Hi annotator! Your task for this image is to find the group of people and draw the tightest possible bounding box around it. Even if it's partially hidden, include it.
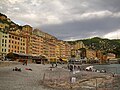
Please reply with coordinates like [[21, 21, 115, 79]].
[[68, 65, 82, 72], [68, 64, 107, 73], [13, 67, 21, 72]]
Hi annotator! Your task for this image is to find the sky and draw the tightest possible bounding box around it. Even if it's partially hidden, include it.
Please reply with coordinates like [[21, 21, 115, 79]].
[[0, 0, 120, 41]]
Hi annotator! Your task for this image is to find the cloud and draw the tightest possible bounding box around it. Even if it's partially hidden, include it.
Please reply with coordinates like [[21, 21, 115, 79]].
[[41, 16, 120, 40], [0, 0, 120, 40], [103, 29, 120, 39]]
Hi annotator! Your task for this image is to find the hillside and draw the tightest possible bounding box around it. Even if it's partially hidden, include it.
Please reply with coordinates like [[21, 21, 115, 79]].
[[0, 13, 22, 32], [68, 37, 120, 57]]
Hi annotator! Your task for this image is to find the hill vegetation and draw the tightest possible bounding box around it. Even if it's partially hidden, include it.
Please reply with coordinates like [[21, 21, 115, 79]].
[[68, 37, 120, 58]]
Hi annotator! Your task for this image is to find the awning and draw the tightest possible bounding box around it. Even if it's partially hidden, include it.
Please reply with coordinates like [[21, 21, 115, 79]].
[[61, 59, 68, 62], [32, 55, 47, 60]]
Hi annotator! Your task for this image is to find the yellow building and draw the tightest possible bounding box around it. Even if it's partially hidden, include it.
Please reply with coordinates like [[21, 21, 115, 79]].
[[33, 29, 45, 37], [70, 43, 76, 57], [70, 41, 86, 58], [0, 23, 6, 29], [75, 41, 85, 50], [0, 23, 9, 30], [0, 13, 7, 20], [86, 49, 97, 59], [0, 31, 9, 59]]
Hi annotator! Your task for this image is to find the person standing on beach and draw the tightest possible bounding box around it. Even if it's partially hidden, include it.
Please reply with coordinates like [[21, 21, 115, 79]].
[[26, 60, 28, 65], [23, 60, 27, 66]]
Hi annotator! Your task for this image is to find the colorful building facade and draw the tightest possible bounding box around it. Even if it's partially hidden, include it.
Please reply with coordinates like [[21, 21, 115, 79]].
[[0, 31, 9, 59]]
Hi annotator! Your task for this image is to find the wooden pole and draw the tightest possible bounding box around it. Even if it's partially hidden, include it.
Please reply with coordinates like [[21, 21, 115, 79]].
[[96, 78, 97, 90]]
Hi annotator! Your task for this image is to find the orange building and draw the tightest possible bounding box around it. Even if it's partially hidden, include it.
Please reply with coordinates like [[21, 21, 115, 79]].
[[56, 40, 71, 62], [107, 53, 116, 59], [22, 25, 33, 54], [43, 33, 57, 62], [8, 30, 26, 54], [86, 49, 97, 60], [64, 42, 71, 59], [31, 34, 44, 56]]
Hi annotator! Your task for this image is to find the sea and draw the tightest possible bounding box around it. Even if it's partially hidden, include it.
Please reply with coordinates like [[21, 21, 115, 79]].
[[93, 64, 120, 74]]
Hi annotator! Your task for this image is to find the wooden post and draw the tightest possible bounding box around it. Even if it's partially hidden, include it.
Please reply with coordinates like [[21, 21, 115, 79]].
[[43, 73, 45, 84], [96, 78, 97, 90]]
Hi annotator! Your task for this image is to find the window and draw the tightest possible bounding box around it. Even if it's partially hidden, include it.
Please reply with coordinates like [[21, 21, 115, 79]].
[[15, 37, 17, 39], [5, 36, 7, 38], [9, 35, 11, 38], [5, 44, 6, 47], [12, 41, 14, 43], [12, 36, 14, 39], [9, 40, 10, 43], [5, 40, 7, 43], [5, 49, 6, 52], [15, 46, 16, 49], [2, 44, 4, 46], [2, 49, 3, 52], [2, 39, 4, 43], [23, 47, 25, 50]]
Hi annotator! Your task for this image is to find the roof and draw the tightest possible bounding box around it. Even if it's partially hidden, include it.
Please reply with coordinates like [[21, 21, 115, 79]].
[[12, 52, 31, 57]]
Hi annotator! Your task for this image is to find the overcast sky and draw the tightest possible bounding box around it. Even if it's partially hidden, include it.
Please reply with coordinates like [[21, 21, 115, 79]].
[[1, 0, 120, 41]]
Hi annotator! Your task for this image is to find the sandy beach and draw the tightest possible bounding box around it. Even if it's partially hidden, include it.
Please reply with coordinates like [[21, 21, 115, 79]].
[[0, 62, 115, 90], [0, 62, 55, 90]]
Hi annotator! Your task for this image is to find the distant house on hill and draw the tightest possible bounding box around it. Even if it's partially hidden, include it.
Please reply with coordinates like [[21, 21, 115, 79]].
[[107, 53, 116, 59]]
